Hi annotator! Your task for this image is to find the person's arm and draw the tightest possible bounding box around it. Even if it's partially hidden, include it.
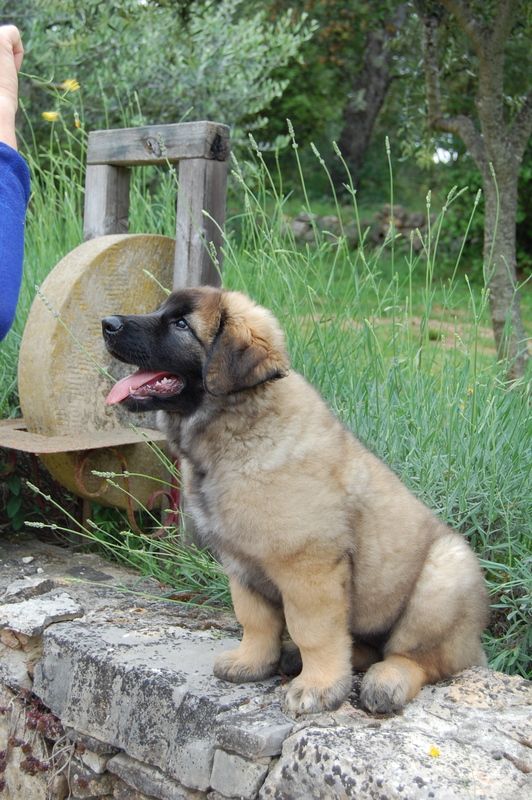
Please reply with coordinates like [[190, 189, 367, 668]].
[[0, 24, 30, 341]]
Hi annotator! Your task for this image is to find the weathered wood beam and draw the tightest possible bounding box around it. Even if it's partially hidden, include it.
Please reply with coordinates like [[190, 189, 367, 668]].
[[87, 121, 230, 166]]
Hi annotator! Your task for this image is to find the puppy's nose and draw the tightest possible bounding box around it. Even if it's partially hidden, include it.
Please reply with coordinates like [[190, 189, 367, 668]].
[[102, 316, 124, 335]]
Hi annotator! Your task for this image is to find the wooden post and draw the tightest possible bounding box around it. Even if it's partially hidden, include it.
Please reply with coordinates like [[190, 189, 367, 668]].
[[175, 159, 227, 287], [84, 121, 230, 287], [84, 165, 130, 239]]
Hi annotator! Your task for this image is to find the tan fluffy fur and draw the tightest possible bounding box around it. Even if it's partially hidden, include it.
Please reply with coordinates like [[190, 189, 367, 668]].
[[158, 288, 489, 714]]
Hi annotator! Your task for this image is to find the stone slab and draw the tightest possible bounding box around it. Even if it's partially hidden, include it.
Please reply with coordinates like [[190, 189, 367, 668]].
[[216, 707, 294, 758], [108, 752, 204, 800], [33, 619, 280, 792], [66, 728, 121, 756], [80, 748, 112, 775], [260, 668, 532, 800], [2, 537, 531, 800], [0, 684, 69, 800], [69, 761, 115, 798], [0, 641, 38, 690], [210, 750, 270, 799], [0, 591, 84, 636], [113, 782, 158, 800], [0, 536, 238, 633], [2, 575, 58, 601]]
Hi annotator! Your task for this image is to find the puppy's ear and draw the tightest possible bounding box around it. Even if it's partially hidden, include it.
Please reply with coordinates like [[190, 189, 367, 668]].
[[203, 307, 289, 396]]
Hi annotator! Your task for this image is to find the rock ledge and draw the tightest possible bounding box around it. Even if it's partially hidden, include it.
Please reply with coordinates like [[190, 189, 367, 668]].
[[1, 536, 530, 800]]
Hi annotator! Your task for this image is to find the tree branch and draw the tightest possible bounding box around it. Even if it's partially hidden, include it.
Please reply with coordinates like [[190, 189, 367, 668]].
[[440, 116, 488, 168], [420, 11, 487, 169], [439, 0, 488, 56], [442, 0, 515, 135]]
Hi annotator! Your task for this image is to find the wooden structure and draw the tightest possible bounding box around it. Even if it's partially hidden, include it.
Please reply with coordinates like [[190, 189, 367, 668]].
[[0, 121, 230, 517], [84, 120, 229, 285]]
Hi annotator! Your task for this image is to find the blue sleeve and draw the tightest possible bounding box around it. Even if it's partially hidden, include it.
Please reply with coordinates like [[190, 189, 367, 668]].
[[0, 142, 30, 340]]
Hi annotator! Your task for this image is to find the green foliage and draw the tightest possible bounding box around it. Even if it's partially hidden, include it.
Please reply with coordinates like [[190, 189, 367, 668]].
[[430, 154, 485, 278], [400, 2, 531, 170], [263, 0, 417, 194], [516, 143, 532, 275], [77, 504, 231, 607], [263, 0, 367, 148], [419, 144, 532, 280], [4, 474, 24, 531], [2, 0, 315, 150], [4, 0, 529, 212]]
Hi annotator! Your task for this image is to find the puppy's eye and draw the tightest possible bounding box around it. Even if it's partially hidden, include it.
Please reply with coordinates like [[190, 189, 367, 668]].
[[173, 318, 188, 330]]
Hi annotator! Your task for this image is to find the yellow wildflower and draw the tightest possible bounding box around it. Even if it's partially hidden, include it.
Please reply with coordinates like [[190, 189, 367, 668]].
[[42, 111, 59, 122], [73, 111, 81, 129], [60, 78, 80, 92], [428, 745, 441, 758]]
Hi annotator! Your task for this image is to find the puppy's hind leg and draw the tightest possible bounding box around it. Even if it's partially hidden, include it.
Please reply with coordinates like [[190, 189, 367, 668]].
[[359, 653, 433, 714], [360, 532, 488, 714], [214, 578, 284, 683]]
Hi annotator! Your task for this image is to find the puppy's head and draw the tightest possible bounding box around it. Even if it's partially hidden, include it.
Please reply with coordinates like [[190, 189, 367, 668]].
[[102, 287, 289, 414]]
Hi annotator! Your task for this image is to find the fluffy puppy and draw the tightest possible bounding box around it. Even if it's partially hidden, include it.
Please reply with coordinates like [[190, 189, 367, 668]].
[[102, 286, 488, 714]]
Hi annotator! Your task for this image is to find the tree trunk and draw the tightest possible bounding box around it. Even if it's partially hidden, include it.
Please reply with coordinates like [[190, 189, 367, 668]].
[[334, 28, 394, 189], [482, 167, 529, 378], [417, 1, 530, 378], [334, 5, 407, 190]]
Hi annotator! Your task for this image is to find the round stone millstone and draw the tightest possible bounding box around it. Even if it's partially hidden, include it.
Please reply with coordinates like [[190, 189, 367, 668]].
[[18, 234, 176, 510]]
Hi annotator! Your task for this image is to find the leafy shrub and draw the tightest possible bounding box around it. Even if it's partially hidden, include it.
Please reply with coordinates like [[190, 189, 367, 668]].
[[2, 0, 315, 151]]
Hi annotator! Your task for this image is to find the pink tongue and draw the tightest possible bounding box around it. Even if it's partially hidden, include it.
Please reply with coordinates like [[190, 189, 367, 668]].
[[105, 370, 173, 405]]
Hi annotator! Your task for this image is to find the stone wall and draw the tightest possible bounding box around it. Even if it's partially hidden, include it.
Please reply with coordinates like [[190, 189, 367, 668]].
[[285, 205, 429, 250], [1, 536, 530, 800]]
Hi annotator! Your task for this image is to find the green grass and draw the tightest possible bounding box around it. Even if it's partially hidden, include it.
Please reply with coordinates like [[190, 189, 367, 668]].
[[1, 122, 530, 677]]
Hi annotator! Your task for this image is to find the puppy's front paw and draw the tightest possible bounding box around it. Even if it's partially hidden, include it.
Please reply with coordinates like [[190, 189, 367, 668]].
[[283, 673, 352, 715], [213, 648, 278, 684], [359, 661, 410, 714]]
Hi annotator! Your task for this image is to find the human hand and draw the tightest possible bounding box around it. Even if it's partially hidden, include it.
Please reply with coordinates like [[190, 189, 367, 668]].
[[0, 25, 24, 149]]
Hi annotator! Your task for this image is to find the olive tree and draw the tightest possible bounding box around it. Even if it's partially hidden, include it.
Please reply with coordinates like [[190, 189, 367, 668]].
[[417, 0, 530, 377], [2, 0, 315, 149], [334, 2, 409, 189]]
